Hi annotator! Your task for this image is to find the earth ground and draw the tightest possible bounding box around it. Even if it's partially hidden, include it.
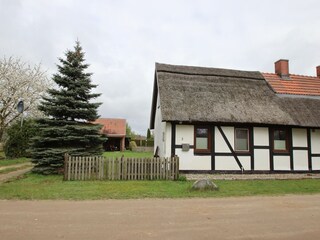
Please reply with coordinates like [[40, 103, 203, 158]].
[[0, 194, 319, 240]]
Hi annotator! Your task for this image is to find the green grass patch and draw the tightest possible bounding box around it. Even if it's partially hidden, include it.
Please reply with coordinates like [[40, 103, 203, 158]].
[[0, 173, 320, 200], [103, 151, 153, 158], [0, 158, 30, 167]]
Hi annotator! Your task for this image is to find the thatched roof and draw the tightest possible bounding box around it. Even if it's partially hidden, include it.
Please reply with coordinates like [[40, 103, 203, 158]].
[[150, 63, 320, 128]]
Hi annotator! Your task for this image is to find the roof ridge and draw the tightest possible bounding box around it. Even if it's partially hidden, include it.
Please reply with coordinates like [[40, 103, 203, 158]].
[[156, 63, 264, 80], [157, 69, 264, 80]]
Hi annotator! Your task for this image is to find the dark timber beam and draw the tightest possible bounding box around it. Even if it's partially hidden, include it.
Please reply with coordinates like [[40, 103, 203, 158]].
[[171, 123, 176, 157], [211, 126, 215, 171]]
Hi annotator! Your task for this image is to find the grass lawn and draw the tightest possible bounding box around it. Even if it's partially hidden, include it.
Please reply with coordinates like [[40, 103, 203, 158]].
[[0, 173, 320, 200], [103, 151, 153, 158], [0, 157, 30, 167]]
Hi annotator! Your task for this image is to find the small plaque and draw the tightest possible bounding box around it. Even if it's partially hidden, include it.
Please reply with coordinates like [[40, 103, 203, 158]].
[[182, 144, 190, 151]]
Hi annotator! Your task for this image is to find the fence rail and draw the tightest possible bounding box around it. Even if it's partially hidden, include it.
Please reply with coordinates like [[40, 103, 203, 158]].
[[64, 155, 179, 181]]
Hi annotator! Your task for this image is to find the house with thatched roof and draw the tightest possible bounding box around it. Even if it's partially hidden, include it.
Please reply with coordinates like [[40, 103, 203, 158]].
[[150, 60, 320, 173]]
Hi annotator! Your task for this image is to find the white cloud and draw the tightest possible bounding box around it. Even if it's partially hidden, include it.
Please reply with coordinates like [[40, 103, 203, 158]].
[[1, 0, 320, 134]]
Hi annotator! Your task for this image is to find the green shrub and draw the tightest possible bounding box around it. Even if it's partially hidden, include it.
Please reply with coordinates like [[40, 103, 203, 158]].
[[177, 175, 187, 181], [129, 141, 137, 151], [4, 119, 37, 158]]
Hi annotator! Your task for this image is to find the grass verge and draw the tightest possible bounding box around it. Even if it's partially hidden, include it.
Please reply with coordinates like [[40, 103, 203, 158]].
[[0, 158, 30, 167], [0, 173, 320, 200]]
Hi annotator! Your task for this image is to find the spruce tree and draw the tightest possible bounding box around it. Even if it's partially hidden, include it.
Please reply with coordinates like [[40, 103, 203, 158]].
[[147, 128, 151, 139], [31, 41, 104, 174]]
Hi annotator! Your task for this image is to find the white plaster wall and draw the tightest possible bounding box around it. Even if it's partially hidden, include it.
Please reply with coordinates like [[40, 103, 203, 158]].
[[273, 156, 291, 170], [292, 128, 307, 147], [215, 156, 248, 170], [176, 149, 211, 170], [293, 150, 308, 170], [164, 123, 172, 158], [312, 157, 320, 170], [153, 93, 172, 158], [175, 125, 194, 145], [239, 156, 251, 170], [253, 127, 269, 146], [153, 93, 165, 157], [254, 149, 270, 170], [215, 156, 238, 170], [215, 126, 233, 153], [311, 129, 320, 154]]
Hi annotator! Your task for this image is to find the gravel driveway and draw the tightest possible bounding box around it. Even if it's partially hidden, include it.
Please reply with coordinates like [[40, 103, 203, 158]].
[[0, 194, 319, 240]]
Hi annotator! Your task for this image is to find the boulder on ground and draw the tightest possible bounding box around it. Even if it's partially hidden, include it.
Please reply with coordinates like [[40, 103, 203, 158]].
[[192, 179, 218, 191]]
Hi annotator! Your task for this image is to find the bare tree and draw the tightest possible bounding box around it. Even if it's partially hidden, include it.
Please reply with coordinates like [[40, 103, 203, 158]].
[[0, 56, 49, 142]]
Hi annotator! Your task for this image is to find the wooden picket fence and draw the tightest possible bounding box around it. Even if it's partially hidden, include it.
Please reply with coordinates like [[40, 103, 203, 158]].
[[64, 154, 179, 181]]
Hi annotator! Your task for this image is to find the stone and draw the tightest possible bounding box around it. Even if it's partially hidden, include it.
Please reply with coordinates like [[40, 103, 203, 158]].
[[191, 179, 218, 191]]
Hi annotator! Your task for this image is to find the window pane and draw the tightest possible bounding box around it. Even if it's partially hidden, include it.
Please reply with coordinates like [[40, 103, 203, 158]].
[[279, 130, 286, 140], [273, 129, 287, 151], [196, 137, 208, 149], [274, 140, 286, 150], [274, 130, 286, 140], [237, 139, 248, 151], [235, 128, 249, 151], [274, 130, 280, 140], [196, 128, 208, 137], [236, 129, 247, 139]]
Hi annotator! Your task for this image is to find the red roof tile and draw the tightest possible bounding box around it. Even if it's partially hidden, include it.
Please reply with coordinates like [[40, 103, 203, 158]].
[[262, 72, 320, 96], [92, 118, 126, 136]]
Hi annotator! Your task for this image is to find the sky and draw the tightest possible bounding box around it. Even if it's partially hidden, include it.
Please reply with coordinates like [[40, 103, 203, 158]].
[[1, 0, 320, 135]]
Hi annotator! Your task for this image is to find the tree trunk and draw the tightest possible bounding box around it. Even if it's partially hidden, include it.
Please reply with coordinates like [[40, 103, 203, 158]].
[[0, 128, 4, 148]]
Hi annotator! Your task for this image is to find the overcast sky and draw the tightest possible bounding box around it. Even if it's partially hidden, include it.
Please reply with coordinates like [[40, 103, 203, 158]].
[[1, 0, 320, 135]]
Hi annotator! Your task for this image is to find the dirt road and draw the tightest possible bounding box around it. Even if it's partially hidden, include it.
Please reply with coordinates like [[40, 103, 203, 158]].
[[0, 195, 319, 240], [0, 166, 33, 183]]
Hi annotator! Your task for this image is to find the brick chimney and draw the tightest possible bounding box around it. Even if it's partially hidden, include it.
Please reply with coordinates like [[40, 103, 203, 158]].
[[317, 66, 320, 78], [275, 59, 290, 80]]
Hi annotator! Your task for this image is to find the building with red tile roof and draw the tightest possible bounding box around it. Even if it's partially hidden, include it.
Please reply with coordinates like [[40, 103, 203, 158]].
[[262, 59, 320, 96], [93, 118, 126, 151]]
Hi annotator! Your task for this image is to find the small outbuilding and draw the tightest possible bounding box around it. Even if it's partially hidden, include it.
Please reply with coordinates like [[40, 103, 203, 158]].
[[93, 118, 126, 151], [150, 60, 320, 173]]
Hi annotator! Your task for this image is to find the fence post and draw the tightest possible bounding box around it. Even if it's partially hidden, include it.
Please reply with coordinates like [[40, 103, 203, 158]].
[[175, 156, 179, 180], [88, 156, 92, 180], [121, 156, 125, 180], [63, 153, 69, 180]]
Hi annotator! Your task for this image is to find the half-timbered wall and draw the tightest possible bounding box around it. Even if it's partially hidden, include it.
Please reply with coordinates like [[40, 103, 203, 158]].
[[292, 128, 308, 170], [175, 125, 211, 170], [253, 127, 270, 170], [311, 129, 320, 170], [157, 123, 320, 172]]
